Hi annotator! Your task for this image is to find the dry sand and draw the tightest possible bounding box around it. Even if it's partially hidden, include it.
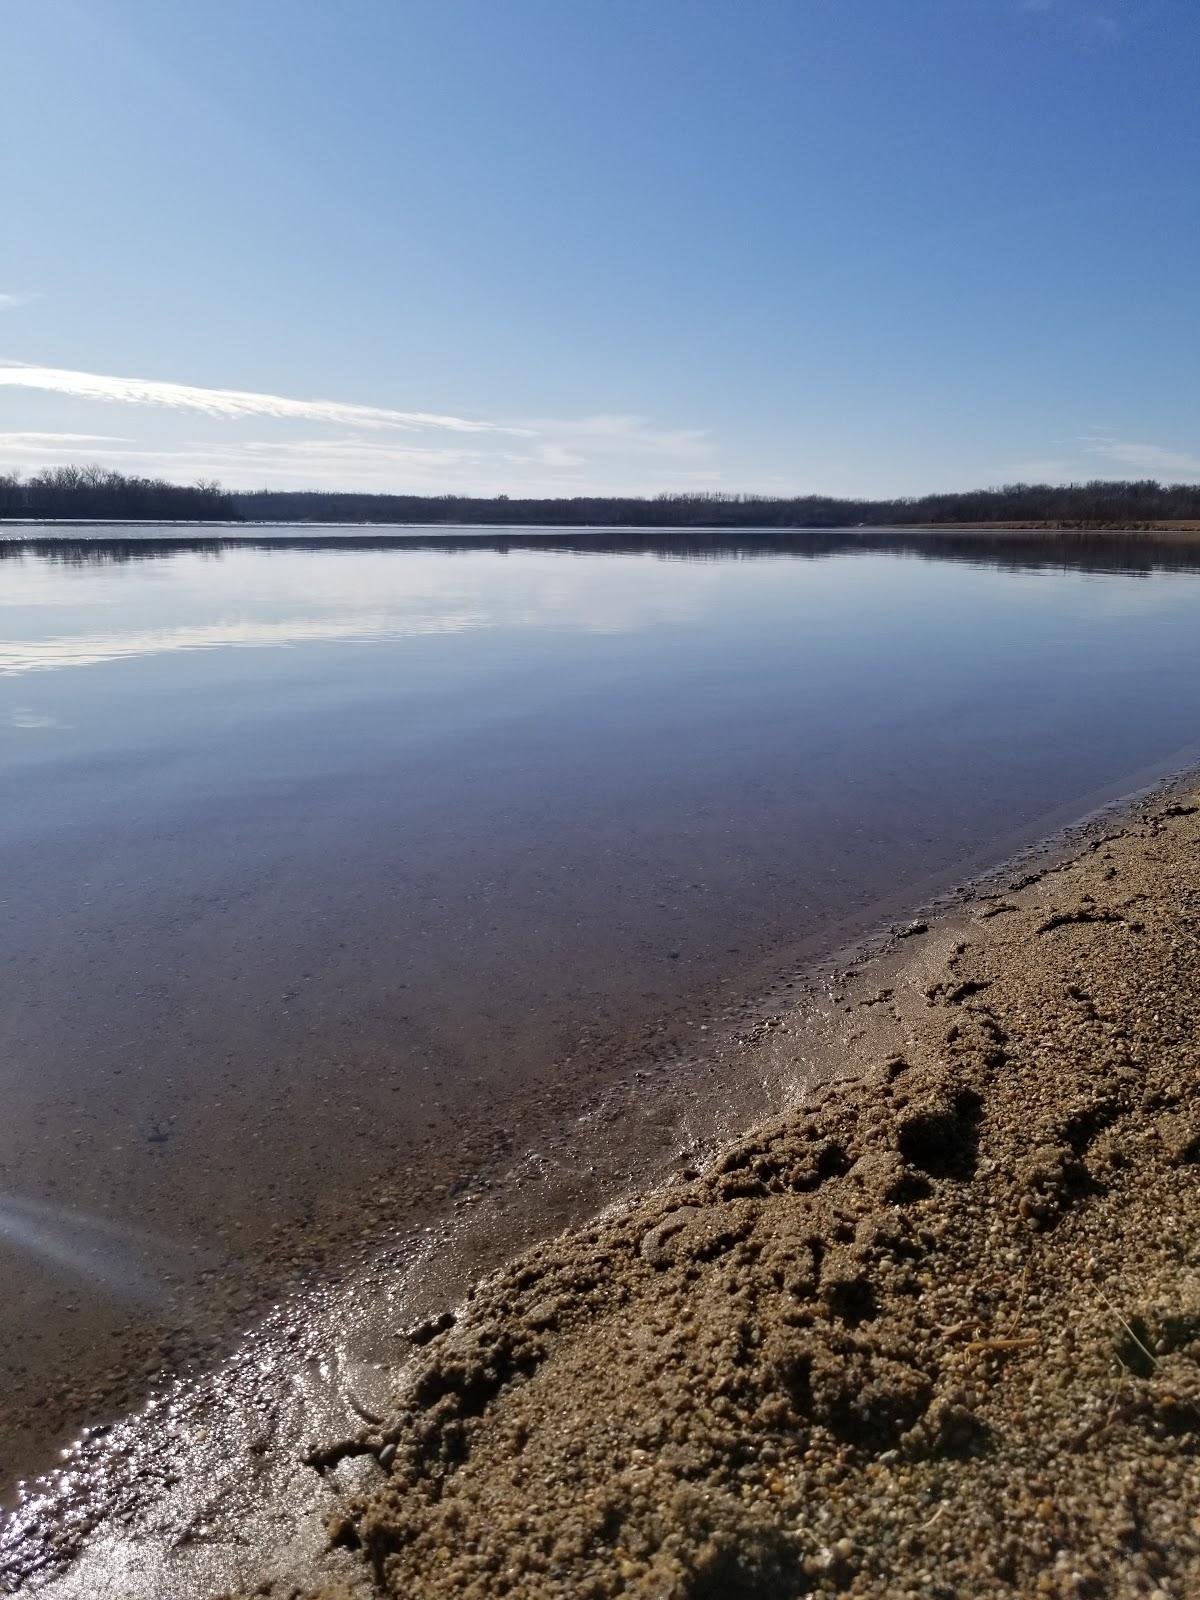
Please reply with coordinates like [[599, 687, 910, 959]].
[[276, 791, 1200, 1600]]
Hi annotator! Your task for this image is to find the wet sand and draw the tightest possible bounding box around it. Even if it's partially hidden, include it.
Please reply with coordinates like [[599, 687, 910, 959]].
[[5, 778, 1199, 1597]]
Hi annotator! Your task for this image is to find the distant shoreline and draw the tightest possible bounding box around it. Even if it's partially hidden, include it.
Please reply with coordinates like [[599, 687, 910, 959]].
[[5, 518, 1200, 535], [5, 464, 1200, 532]]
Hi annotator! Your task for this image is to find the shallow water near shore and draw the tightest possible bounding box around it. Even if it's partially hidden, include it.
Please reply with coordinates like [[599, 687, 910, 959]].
[[3, 526, 1200, 1518]]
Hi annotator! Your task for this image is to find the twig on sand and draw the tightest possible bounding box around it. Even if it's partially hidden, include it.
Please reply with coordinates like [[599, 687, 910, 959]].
[[1097, 1284, 1160, 1373], [965, 1334, 1040, 1354], [1001, 1256, 1036, 1339]]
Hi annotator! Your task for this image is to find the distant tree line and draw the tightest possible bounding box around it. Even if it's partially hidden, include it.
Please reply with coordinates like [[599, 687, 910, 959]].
[[3, 466, 1200, 528], [0, 465, 236, 521], [232, 480, 1200, 527]]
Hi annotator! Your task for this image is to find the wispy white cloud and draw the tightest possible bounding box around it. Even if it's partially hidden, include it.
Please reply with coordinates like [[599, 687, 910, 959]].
[[989, 437, 1200, 487], [526, 413, 710, 460], [0, 360, 533, 436], [1081, 436, 1200, 478], [0, 432, 718, 496], [990, 458, 1077, 482], [0, 292, 43, 311], [1089, 11, 1121, 40], [0, 361, 715, 494], [0, 430, 129, 455], [1019, 0, 1122, 40]]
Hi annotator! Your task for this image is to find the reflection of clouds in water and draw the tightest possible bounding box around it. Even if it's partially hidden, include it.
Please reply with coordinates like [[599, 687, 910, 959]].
[[7, 706, 65, 727], [0, 550, 716, 674], [146, 549, 717, 633], [0, 613, 488, 674]]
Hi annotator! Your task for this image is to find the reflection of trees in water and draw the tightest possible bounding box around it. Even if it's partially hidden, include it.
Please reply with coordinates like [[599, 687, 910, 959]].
[[0, 538, 237, 569], [5, 528, 1200, 576]]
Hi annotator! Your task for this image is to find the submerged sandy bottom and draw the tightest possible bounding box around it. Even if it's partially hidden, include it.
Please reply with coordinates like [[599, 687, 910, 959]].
[[6, 783, 1199, 1598]]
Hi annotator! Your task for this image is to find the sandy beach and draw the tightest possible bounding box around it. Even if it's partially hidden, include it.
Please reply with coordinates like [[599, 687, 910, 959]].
[[4, 777, 1199, 1599], [279, 786, 1200, 1600]]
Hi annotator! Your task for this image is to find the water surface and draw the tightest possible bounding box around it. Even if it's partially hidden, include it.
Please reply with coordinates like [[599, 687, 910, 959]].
[[3, 526, 1200, 1491]]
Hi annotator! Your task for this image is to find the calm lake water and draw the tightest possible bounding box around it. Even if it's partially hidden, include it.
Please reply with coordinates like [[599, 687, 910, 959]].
[[3, 525, 1200, 1491]]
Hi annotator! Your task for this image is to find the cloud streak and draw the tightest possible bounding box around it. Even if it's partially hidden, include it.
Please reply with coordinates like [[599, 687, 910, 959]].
[[0, 360, 714, 493], [1082, 437, 1200, 477], [526, 414, 710, 461], [991, 438, 1200, 486], [0, 360, 532, 436], [0, 292, 43, 311], [1019, 0, 1122, 41], [0, 430, 128, 452]]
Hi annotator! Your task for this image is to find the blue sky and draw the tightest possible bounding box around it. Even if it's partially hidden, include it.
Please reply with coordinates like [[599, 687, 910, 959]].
[[1, 0, 1197, 497]]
